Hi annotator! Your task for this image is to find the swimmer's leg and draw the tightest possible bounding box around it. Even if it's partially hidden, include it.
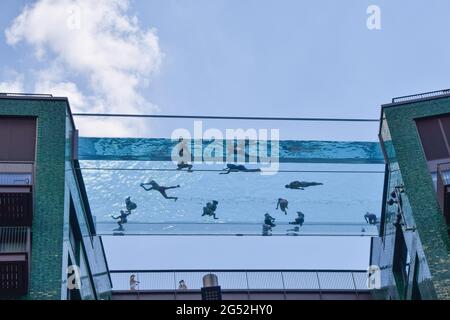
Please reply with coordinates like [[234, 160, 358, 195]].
[[165, 185, 180, 190], [160, 190, 178, 201]]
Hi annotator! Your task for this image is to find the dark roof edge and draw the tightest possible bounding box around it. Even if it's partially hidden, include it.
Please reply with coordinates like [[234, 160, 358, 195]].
[[0, 94, 77, 131], [381, 93, 450, 109]]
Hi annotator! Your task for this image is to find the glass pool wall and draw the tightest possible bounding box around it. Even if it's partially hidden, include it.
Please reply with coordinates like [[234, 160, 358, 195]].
[[74, 116, 384, 236]]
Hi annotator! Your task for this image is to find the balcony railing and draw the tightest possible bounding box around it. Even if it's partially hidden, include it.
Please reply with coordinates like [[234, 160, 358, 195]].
[[392, 89, 450, 104], [110, 269, 369, 292], [0, 192, 33, 226], [0, 227, 30, 296]]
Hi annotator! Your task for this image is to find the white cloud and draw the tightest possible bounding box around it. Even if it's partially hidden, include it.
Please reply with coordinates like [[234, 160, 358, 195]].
[[0, 75, 24, 93], [4, 0, 163, 136]]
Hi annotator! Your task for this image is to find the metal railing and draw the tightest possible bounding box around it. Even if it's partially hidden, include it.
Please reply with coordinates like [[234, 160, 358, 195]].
[[392, 89, 450, 104], [0, 93, 53, 98], [110, 270, 369, 292], [0, 192, 33, 226], [0, 227, 30, 253]]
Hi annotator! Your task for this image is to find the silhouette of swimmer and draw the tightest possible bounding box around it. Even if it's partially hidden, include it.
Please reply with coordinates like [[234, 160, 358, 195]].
[[220, 164, 261, 174], [177, 161, 193, 172], [264, 213, 276, 227], [287, 226, 300, 233], [125, 196, 137, 213], [176, 137, 193, 172], [177, 137, 189, 158], [285, 181, 323, 190], [289, 212, 305, 226], [262, 223, 273, 236], [276, 198, 289, 215], [364, 212, 378, 225], [111, 210, 131, 228], [202, 200, 219, 219], [140, 180, 180, 201]]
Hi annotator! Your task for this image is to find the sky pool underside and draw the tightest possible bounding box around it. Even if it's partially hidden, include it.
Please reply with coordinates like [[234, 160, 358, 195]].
[[80, 159, 384, 236]]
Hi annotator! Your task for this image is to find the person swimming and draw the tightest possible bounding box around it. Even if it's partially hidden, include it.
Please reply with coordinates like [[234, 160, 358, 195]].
[[140, 180, 180, 201], [202, 200, 219, 219], [262, 223, 273, 236], [285, 181, 323, 190], [289, 212, 305, 226], [177, 161, 193, 172], [364, 212, 378, 225], [111, 210, 131, 228], [220, 164, 262, 174], [176, 137, 193, 172], [125, 196, 137, 213], [264, 213, 276, 227], [276, 198, 289, 215]]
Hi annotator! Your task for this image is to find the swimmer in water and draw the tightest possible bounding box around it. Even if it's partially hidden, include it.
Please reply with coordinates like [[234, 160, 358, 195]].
[[176, 137, 193, 172], [177, 161, 193, 172], [289, 212, 305, 226], [264, 213, 276, 227], [285, 181, 323, 190], [111, 210, 131, 228], [220, 164, 261, 174], [364, 212, 378, 225], [276, 198, 289, 215], [125, 196, 137, 213], [140, 180, 180, 201], [202, 200, 219, 219]]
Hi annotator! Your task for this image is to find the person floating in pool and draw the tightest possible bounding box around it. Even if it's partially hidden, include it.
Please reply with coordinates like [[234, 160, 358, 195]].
[[125, 196, 137, 213], [177, 161, 193, 172], [289, 212, 305, 226], [202, 200, 219, 219], [364, 212, 378, 225], [176, 137, 193, 172], [140, 180, 180, 201], [262, 223, 273, 236], [264, 213, 276, 227], [219, 164, 261, 174], [285, 181, 323, 190], [111, 210, 131, 229], [276, 198, 289, 215]]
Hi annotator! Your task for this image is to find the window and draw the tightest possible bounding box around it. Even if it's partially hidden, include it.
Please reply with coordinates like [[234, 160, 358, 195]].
[[0, 117, 37, 162], [416, 114, 450, 161], [69, 198, 82, 264], [411, 254, 422, 300], [393, 226, 409, 299]]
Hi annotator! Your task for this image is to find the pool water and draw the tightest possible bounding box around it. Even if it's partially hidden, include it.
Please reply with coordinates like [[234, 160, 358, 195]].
[[80, 161, 384, 235]]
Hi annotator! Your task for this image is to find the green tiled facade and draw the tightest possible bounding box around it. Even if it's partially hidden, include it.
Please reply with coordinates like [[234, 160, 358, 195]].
[[372, 94, 450, 300], [0, 96, 112, 300]]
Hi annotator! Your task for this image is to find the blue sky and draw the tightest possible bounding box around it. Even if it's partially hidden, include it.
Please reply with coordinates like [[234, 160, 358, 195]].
[[2, 0, 450, 139], [2, 0, 450, 114], [1, 0, 449, 270]]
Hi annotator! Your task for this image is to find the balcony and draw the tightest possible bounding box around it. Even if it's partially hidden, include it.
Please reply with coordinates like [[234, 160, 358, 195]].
[[0, 191, 33, 226], [0, 227, 30, 297], [0, 163, 34, 227], [437, 162, 450, 227]]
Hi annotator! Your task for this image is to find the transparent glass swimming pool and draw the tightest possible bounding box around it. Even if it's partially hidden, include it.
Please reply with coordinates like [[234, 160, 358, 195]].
[[78, 138, 384, 236]]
